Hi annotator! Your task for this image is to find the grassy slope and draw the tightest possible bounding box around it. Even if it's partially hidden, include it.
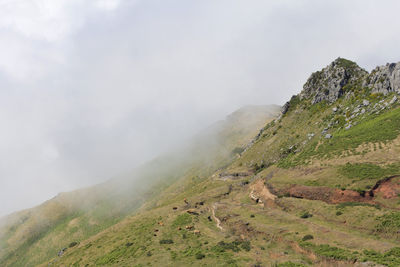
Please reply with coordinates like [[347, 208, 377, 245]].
[[51, 83, 400, 266], [0, 105, 280, 267]]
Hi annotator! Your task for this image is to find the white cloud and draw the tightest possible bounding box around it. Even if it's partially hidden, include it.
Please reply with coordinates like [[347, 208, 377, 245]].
[[0, 0, 130, 81], [0, 0, 125, 41]]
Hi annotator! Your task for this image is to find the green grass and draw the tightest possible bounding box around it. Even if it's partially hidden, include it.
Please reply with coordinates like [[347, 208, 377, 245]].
[[275, 262, 307, 267], [362, 247, 400, 267], [375, 212, 400, 236], [279, 107, 400, 168], [300, 242, 357, 261], [315, 107, 400, 156], [211, 240, 250, 253], [339, 163, 400, 180], [301, 242, 400, 266], [172, 213, 192, 227], [336, 202, 380, 210]]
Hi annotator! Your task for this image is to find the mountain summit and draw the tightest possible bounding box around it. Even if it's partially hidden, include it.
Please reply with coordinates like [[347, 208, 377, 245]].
[[300, 58, 368, 104], [299, 58, 400, 106]]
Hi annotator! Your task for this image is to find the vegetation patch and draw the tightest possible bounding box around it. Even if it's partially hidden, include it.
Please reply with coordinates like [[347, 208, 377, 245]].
[[300, 242, 357, 261], [301, 241, 400, 266], [212, 240, 251, 253], [275, 262, 307, 267], [375, 212, 400, 235], [299, 211, 312, 219], [172, 213, 192, 227], [336, 202, 380, 210], [69, 241, 79, 248], [339, 163, 400, 180], [302, 235, 314, 241], [159, 239, 174, 244], [362, 247, 400, 267], [195, 252, 205, 259], [279, 107, 400, 167]]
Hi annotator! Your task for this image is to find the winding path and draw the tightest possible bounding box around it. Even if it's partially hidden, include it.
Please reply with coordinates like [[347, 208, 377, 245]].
[[211, 203, 224, 231]]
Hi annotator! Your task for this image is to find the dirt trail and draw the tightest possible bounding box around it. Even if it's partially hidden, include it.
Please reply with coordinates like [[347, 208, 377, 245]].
[[211, 203, 224, 231]]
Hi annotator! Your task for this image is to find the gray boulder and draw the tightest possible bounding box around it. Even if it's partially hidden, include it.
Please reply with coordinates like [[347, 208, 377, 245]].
[[389, 95, 398, 105], [363, 62, 400, 95]]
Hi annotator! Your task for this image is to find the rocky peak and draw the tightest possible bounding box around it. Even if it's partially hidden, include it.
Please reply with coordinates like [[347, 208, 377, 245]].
[[300, 58, 368, 104], [363, 62, 400, 95]]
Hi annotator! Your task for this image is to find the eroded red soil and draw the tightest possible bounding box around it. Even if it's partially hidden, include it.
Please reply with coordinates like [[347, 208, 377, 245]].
[[278, 176, 400, 204]]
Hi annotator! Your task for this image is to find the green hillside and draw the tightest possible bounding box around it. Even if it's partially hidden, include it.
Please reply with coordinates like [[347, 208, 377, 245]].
[[3, 58, 400, 267], [0, 105, 279, 267]]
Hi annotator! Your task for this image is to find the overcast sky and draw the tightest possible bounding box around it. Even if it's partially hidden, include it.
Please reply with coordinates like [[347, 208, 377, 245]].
[[1, 0, 400, 216]]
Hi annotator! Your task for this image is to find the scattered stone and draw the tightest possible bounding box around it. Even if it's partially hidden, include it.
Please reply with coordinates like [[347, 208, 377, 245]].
[[325, 134, 332, 139], [345, 124, 352, 130], [332, 107, 338, 112], [360, 108, 366, 114], [389, 95, 398, 104], [187, 209, 199, 215], [58, 248, 67, 257]]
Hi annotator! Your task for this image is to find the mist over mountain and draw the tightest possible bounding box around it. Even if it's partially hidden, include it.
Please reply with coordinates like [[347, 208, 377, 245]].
[[1, 1, 400, 266], [1, 0, 400, 217]]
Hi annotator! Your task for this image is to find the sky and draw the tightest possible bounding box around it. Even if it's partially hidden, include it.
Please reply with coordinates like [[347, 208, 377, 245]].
[[1, 0, 400, 216]]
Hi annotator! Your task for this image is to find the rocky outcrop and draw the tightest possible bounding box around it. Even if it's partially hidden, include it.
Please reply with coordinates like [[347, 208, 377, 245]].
[[363, 62, 400, 95], [300, 58, 368, 104]]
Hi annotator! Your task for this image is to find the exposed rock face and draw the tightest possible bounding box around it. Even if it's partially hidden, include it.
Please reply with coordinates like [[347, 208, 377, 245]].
[[281, 95, 297, 115], [300, 58, 368, 104], [363, 62, 400, 95]]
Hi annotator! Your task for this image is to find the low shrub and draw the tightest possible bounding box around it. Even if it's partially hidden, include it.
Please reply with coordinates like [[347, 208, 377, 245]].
[[159, 239, 174, 244], [300, 211, 313, 219], [302, 235, 314, 241], [69, 241, 79, 248], [195, 252, 205, 259]]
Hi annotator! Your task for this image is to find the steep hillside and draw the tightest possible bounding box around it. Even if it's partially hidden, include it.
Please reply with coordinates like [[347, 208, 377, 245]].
[[45, 58, 400, 267], [0, 105, 280, 267]]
